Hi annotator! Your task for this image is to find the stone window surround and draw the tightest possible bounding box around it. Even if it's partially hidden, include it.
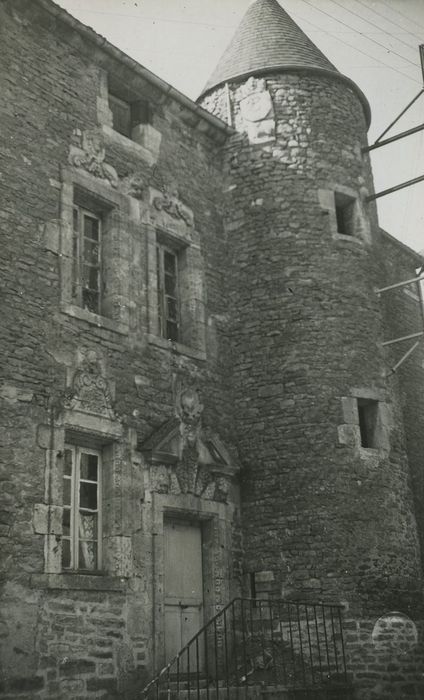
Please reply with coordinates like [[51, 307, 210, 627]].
[[59, 166, 136, 335], [33, 411, 140, 591], [337, 387, 391, 458], [150, 492, 237, 671], [97, 68, 162, 167], [318, 184, 371, 245], [145, 223, 207, 360]]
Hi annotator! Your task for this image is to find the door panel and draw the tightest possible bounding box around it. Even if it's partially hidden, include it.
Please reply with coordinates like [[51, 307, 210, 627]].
[[164, 520, 204, 668]]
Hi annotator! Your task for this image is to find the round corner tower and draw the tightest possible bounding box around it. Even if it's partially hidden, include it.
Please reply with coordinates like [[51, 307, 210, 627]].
[[198, 0, 423, 618]]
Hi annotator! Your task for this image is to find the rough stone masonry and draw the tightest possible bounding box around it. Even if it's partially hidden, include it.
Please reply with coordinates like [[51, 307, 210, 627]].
[[2, 0, 424, 698]]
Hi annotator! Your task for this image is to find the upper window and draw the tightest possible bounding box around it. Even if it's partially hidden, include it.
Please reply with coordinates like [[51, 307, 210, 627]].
[[108, 93, 132, 138], [108, 86, 150, 141], [335, 192, 355, 236], [156, 243, 180, 342], [62, 445, 102, 572], [72, 204, 102, 315]]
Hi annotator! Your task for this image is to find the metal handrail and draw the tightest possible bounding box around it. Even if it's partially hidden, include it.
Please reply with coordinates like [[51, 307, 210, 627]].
[[141, 597, 349, 699]]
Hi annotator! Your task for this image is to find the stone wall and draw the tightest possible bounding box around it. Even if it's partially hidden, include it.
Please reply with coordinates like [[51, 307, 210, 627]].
[[0, 1, 240, 697], [200, 72, 424, 698]]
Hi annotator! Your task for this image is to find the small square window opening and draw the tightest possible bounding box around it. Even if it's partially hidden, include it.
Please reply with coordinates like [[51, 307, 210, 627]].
[[108, 84, 150, 140], [357, 398, 379, 448], [108, 93, 132, 138], [62, 446, 102, 572]]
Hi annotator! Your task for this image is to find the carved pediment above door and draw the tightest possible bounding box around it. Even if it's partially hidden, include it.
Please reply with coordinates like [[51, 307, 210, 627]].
[[140, 419, 239, 501]]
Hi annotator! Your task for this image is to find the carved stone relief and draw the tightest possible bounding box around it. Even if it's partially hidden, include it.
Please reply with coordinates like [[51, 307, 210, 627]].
[[68, 129, 119, 188], [142, 380, 237, 503], [152, 186, 194, 226], [238, 77, 275, 144], [64, 349, 115, 419]]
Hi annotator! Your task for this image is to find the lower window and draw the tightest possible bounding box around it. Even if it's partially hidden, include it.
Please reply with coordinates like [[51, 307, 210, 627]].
[[62, 445, 102, 571]]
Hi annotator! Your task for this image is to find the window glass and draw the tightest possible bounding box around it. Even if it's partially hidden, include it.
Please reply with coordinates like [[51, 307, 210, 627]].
[[62, 446, 101, 571], [72, 204, 102, 315], [157, 244, 179, 342]]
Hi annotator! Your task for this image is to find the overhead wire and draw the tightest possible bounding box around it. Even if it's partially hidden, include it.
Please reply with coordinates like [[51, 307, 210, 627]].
[[354, 0, 424, 46], [298, 0, 419, 69], [331, 0, 420, 54], [379, 0, 424, 35], [293, 1, 421, 86]]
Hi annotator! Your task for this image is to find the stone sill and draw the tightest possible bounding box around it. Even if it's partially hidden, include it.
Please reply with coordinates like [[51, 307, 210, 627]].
[[101, 125, 156, 166], [333, 233, 364, 244], [147, 333, 206, 361], [61, 303, 128, 335], [31, 573, 127, 592], [359, 446, 382, 459]]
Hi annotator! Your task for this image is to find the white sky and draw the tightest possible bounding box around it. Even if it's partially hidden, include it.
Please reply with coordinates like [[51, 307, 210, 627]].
[[54, 0, 424, 252]]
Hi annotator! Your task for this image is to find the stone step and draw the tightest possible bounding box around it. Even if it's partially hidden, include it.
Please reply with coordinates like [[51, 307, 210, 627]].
[[153, 684, 354, 700]]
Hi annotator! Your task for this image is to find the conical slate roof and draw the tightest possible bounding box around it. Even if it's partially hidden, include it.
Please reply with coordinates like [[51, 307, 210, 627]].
[[199, 0, 339, 96]]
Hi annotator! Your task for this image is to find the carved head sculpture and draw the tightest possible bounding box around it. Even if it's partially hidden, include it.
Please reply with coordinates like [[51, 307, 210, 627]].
[[176, 384, 204, 447], [84, 349, 102, 375], [178, 386, 203, 425]]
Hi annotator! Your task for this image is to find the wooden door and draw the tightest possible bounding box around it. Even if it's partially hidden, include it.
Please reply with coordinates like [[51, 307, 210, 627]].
[[164, 520, 204, 668]]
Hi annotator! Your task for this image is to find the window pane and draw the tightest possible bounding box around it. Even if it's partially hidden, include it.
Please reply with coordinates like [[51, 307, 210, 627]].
[[63, 477, 71, 506], [79, 481, 98, 510], [164, 251, 176, 274], [166, 320, 179, 342], [167, 297, 178, 320], [73, 207, 79, 232], [82, 265, 100, 292], [64, 449, 73, 476], [83, 239, 100, 265], [164, 273, 176, 296], [83, 214, 100, 241], [79, 511, 98, 540], [62, 538, 71, 569], [62, 508, 71, 536], [80, 453, 98, 481], [82, 288, 100, 314], [78, 540, 97, 571]]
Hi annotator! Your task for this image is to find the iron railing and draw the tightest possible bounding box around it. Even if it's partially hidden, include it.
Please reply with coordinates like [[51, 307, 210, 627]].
[[142, 598, 349, 699]]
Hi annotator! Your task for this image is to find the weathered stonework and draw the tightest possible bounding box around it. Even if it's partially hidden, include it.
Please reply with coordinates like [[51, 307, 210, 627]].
[[1, 0, 424, 698]]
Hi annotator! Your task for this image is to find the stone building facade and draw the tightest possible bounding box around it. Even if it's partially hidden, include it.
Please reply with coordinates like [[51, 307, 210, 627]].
[[1, 0, 424, 698]]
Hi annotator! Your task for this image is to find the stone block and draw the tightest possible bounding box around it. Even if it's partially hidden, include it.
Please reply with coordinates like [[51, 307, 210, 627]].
[[341, 396, 358, 424], [33, 504, 62, 535], [59, 659, 96, 677]]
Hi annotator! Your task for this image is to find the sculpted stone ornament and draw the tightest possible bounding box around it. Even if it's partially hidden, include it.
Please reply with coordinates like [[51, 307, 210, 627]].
[[153, 187, 194, 226], [238, 77, 275, 144], [176, 383, 204, 450], [68, 129, 119, 188], [120, 173, 145, 200], [64, 349, 115, 418]]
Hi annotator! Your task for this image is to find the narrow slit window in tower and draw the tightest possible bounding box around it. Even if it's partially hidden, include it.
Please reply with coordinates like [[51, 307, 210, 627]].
[[357, 398, 379, 448], [335, 192, 355, 236]]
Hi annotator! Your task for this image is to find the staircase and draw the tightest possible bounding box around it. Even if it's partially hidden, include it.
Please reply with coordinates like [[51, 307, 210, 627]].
[[141, 599, 354, 700]]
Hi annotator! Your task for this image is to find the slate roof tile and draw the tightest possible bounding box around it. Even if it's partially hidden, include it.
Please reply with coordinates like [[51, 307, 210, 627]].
[[199, 0, 338, 97]]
